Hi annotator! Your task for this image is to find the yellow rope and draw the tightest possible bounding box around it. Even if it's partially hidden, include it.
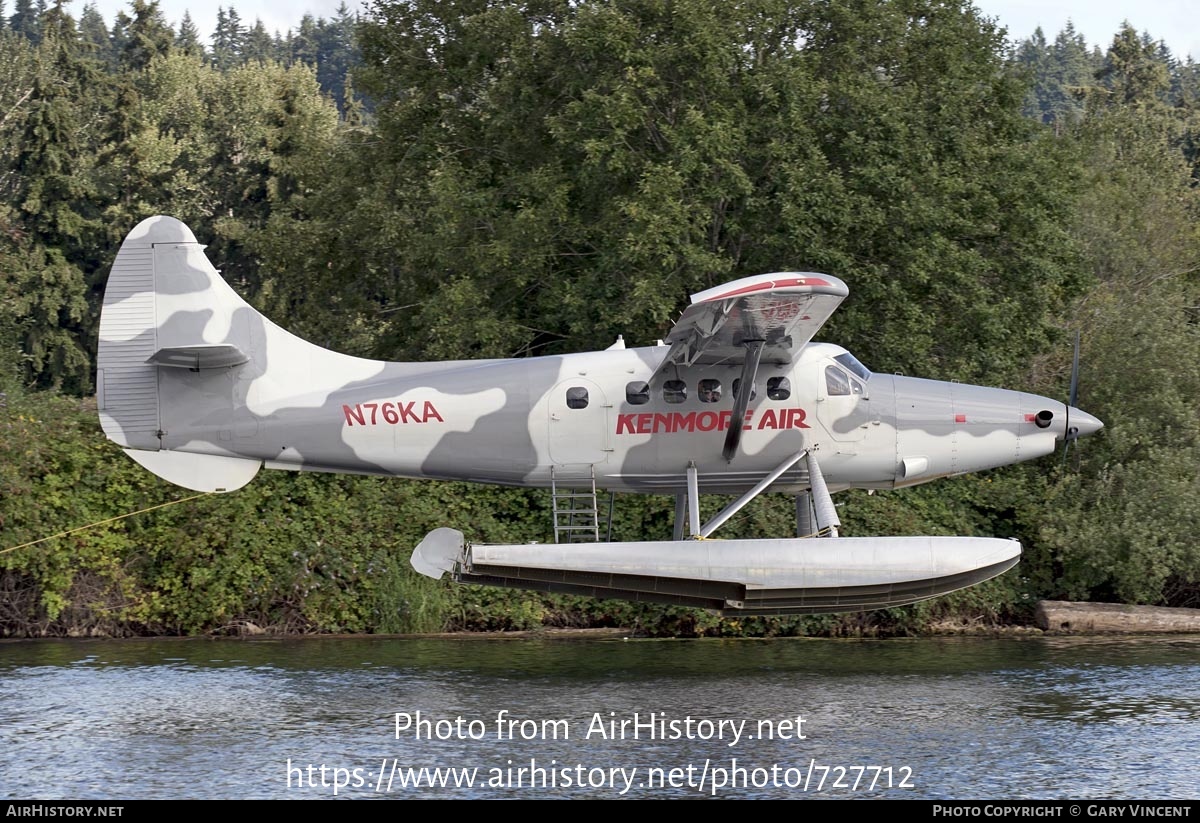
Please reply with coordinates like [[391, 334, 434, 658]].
[[0, 492, 213, 556]]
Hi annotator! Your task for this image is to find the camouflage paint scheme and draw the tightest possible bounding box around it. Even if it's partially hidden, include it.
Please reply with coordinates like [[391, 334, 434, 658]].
[[96, 216, 1104, 614], [99, 216, 1100, 496]]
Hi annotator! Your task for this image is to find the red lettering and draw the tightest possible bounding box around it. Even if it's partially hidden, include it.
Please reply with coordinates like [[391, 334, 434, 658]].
[[342, 404, 365, 426], [762, 303, 799, 323], [422, 401, 444, 423], [342, 399, 444, 426], [611, 407, 805, 435], [787, 408, 809, 429]]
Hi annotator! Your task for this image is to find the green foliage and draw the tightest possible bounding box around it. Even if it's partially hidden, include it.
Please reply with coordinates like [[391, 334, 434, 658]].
[[1038, 283, 1200, 606], [273, 0, 1076, 388], [119, 0, 172, 72], [1016, 22, 1200, 608], [4, 6, 1200, 635], [0, 391, 474, 635], [1014, 23, 1100, 127]]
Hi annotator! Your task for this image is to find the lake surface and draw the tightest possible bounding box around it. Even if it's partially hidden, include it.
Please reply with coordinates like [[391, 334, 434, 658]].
[[1, 634, 1198, 799]]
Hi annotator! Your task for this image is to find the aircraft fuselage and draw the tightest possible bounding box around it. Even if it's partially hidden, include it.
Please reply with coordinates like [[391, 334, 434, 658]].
[[152, 339, 1096, 495]]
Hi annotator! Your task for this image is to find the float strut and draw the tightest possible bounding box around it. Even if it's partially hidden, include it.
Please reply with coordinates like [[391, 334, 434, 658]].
[[806, 450, 840, 538], [796, 492, 814, 538], [686, 462, 701, 538], [698, 449, 808, 539]]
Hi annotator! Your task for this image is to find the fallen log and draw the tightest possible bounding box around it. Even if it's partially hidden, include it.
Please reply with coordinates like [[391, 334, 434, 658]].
[[1036, 600, 1200, 633]]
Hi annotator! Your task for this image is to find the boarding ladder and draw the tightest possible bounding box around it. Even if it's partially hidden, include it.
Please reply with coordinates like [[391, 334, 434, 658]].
[[550, 465, 614, 543]]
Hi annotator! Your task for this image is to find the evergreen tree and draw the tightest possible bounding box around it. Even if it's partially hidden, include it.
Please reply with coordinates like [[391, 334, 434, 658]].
[[289, 13, 317, 66], [315, 2, 359, 111], [120, 0, 172, 71], [1014, 23, 1096, 129], [0, 29, 36, 211], [242, 17, 272, 64], [9, 0, 39, 42], [78, 2, 113, 67], [12, 2, 105, 391], [342, 69, 362, 127], [1095, 23, 1170, 109], [36, 0, 68, 42], [108, 9, 129, 60], [174, 10, 201, 57], [211, 6, 243, 68]]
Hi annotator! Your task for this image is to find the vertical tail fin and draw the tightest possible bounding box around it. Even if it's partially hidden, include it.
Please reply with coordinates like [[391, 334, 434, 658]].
[[98, 215, 392, 492], [97, 216, 262, 491]]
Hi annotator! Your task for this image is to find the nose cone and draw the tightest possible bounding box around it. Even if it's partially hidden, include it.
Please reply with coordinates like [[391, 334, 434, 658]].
[[1065, 407, 1103, 440]]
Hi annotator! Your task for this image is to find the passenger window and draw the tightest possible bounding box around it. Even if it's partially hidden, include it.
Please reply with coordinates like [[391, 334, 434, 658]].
[[825, 366, 850, 396], [625, 381, 650, 405], [663, 380, 687, 404], [566, 387, 589, 409], [698, 379, 722, 403], [767, 376, 791, 401], [732, 378, 757, 401]]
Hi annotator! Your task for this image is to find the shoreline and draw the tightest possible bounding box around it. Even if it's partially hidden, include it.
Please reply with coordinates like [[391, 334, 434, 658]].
[[5, 600, 1200, 641]]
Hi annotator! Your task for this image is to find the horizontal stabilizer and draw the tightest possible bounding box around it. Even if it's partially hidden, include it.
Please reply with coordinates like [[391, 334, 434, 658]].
[[412, 533, 1021, 615], [123, 449, 262, 493], [147, 344, 249, 370]]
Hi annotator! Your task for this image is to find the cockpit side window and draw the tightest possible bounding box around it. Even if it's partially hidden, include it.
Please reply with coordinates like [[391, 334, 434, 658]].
[[825, 366, 851, 396]]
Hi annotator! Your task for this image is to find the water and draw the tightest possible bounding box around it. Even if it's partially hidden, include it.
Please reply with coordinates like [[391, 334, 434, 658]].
[[1, 634, 1197, 799]]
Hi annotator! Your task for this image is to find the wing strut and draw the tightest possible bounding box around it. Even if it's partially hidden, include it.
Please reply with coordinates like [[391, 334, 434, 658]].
[[721, 339, 765, 462]]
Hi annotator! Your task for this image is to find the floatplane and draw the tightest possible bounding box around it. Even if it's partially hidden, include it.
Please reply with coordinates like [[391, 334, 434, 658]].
[[97, 217, 1101, 615]]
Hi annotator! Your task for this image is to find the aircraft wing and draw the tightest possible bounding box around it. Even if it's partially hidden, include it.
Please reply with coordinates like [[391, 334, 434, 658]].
[[657, 272, 849, 370]]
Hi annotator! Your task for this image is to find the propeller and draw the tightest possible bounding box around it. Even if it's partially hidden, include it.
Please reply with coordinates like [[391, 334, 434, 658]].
[[1061, 331, 1081, 469]]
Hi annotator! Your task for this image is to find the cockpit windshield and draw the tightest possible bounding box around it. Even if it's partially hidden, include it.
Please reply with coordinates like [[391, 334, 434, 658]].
[[834, 352, 871, 382]]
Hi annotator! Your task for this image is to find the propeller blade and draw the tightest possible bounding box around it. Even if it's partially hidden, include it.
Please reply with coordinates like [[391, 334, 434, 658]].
[[1069, 331, 1080, 409], [1061, 330, 1082, 470]]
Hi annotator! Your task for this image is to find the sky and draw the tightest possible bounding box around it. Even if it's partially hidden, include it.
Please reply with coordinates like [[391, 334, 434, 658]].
[[972, 0, 1199, 61], [75, 0, 1198, 62]]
